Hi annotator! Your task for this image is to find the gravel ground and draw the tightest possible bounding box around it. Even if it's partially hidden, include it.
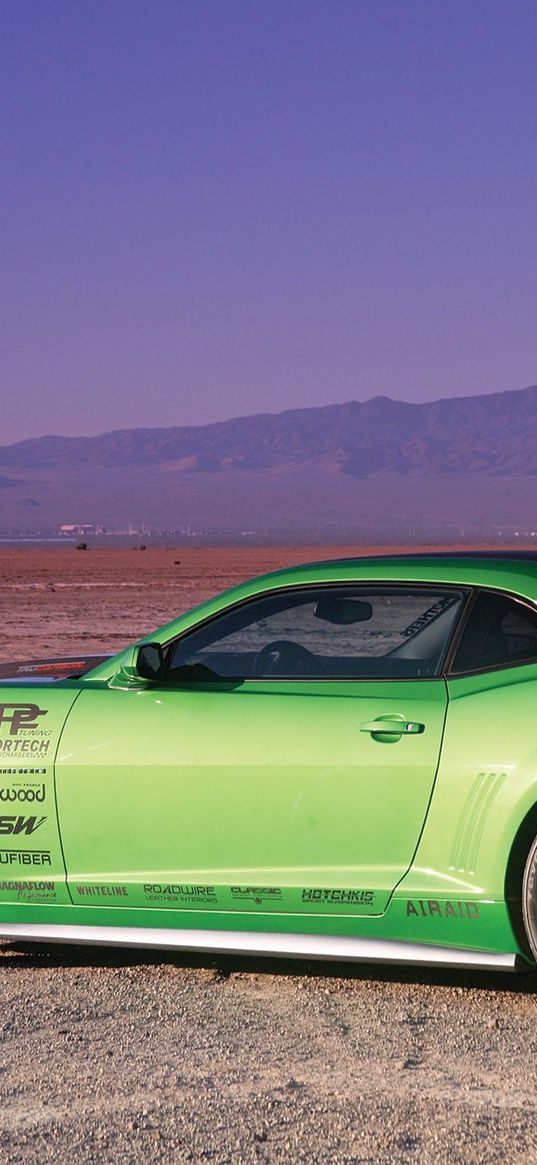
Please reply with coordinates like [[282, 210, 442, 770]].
[[1, 944, 537, 1165], [2, 547, 537, 1164]]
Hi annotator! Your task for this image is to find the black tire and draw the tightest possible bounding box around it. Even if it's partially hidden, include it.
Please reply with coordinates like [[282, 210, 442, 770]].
[[522, 835, 537, 961]]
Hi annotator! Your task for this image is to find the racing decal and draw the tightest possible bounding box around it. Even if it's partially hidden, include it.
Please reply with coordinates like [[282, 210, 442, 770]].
[[0, 849, 51, 865], [0, 656, 109, 680], [0, 703, 48, 735], [75, 885, 129, 898], [406, 898, 480, 920], [0, 739, 50, 757], [144, 884, 217, 905], [302, 888, 375, 906], [0, 781, 46, 802], [230, 886, 281, 905], [0, 880, 56, 902], [0, 815, 46, 835], [401, 596, 457, 640]]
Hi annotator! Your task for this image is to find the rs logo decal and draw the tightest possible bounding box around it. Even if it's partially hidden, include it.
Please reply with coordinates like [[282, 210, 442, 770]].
[[0, 815, 47, 835], [0, 704, 47, 736]]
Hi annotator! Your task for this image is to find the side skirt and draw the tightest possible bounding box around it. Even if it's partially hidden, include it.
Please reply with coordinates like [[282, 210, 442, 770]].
[[0, 923, 521, 971]]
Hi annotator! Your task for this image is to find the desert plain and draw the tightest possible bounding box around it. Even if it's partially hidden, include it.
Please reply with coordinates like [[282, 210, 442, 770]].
[[0, 545, 536, 1165]]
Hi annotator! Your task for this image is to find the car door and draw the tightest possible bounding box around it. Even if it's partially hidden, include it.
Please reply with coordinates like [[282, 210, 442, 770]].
[[55, 583, 466, 919]]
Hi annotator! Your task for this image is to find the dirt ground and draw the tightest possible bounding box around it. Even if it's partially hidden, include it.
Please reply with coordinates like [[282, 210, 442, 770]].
[[1, 546, 536, 1165]]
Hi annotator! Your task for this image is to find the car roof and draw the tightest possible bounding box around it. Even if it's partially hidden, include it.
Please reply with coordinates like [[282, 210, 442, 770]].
[[234, 550, 537, 605]]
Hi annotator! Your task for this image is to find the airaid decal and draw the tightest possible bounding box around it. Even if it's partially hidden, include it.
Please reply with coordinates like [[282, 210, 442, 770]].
[[0, 704, 48, 736], [0, 815, 46, 836], [406, 899, 480, 920], [302, 888, 375, 906]]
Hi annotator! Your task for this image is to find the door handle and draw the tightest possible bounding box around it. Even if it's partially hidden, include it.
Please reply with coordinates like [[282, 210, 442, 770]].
[[360, 718, 425, 736]]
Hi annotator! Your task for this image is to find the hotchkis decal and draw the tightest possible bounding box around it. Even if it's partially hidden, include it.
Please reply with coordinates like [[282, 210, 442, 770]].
[[0, 704, 48, 736], [0, 783, 45, 804], [230, 886, 282, 905], [76, 885, 128, 898], [406, 899, 480, 920], [302, 888, 375, 906], [0, 815, 46, 836], [143, 883, 217, 904], [0, 850, 51, 865]]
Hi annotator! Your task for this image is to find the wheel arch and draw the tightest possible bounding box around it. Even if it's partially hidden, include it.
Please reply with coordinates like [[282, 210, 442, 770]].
[[504, 800, 537, 962]]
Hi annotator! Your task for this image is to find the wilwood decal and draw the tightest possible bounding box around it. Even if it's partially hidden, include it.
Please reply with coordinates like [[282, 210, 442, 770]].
[[0, 784, 45, 803]]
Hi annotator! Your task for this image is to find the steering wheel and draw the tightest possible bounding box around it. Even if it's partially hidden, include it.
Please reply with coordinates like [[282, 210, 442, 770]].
[[251, 639, 321, 678]]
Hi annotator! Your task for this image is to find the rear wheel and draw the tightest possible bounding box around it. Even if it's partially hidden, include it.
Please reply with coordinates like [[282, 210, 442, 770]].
[[522, 835, 537, 960]]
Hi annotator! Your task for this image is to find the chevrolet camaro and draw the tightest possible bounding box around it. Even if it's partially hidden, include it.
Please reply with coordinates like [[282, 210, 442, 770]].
[[1, 551, 537, 974]]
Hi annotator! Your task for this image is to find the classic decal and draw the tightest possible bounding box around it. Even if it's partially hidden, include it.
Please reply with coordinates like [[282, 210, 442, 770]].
[[0, 815, 46, 836], [0, 704, 48, 736], [406, 898, 480, 920], [230, 886, 282, 904], [302, 888, 375, 906], [0, 850, 51, 865]]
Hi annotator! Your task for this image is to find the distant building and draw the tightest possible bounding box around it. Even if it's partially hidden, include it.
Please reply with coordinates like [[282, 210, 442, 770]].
[[59, 524, 106, 537]]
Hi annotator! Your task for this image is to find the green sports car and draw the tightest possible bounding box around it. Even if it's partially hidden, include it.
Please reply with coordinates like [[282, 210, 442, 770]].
[[1, 551, 537, 974]]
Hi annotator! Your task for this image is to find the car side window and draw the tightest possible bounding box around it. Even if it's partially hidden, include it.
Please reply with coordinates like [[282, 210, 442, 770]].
[[451, 591, 537, 674], [165, 585, 466, 681]]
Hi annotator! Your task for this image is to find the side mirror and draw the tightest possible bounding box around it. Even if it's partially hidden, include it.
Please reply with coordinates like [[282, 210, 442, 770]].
[[135, 643, 165, 682]]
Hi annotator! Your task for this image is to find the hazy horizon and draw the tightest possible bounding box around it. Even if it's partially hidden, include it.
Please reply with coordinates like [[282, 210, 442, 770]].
[[2, 379, 536, 446]]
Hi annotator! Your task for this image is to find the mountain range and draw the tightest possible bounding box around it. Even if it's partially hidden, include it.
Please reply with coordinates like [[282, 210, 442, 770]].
[[1, 385, 536, 539]]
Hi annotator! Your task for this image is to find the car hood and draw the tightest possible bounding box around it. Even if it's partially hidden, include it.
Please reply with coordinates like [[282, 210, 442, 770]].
[[0, 654, 111, 682]]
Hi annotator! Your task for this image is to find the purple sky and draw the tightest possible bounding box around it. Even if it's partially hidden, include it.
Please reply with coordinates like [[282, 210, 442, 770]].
[[2, 0, 537, 443]]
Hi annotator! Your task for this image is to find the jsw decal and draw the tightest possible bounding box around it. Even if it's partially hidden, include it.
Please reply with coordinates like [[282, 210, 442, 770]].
[[0, 815, 47, 836]]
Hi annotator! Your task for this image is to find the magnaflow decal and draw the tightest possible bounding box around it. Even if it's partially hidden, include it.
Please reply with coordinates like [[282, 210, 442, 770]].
[[0, 880, 56, 902], [0, 704, 48, 735], [406, 899, 480, 920]]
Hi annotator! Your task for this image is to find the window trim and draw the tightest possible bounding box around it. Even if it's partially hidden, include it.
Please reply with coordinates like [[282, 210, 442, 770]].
[[161, 580, 472, 685], [445, 586, 537, 679]]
